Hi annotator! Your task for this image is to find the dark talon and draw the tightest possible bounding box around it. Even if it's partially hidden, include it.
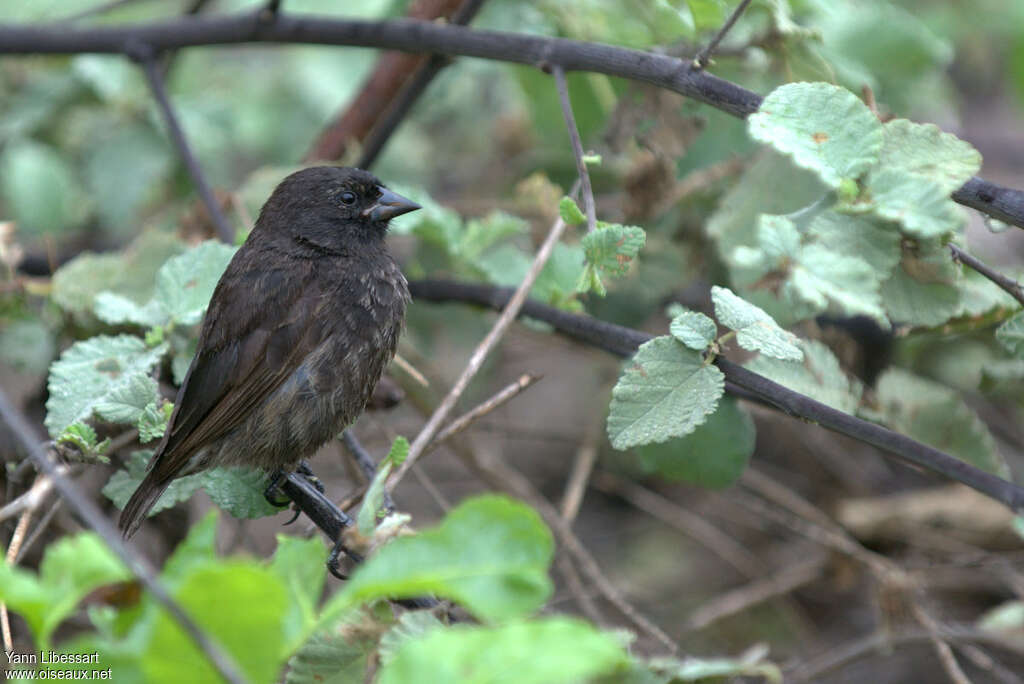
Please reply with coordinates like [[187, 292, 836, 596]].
[[282, 508, 301, 526], [263, 468, 291, 507], [295, 460, 325, 494], [326, 537, 364, 580]]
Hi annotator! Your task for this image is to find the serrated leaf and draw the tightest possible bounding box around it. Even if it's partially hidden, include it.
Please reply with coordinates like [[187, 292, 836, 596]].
[[386, 435, 410, 467], [996, 311, 1024, 358], [358, 461, 393, 537], [748, 82, 883, 189], [808, 210, 902, 276], [378, 618, 629, 684], [153, 241, 238, 326], [582, 223, 646, 278], [876, 119, 981, 194], [378, 610, 446, 666], [876, 369, 1007, 477], [102, 450, 205, 516], [746, 340, 862, 414], [711, 286, 803, 361], [459, 211, 528, 262], [45, 335, 167, 438], [559, 196, 586, 225], [608, 336, 725, 450], [202, 467, 281, 519], [636, 397, 755, 488], [137, 401, 169, 443], [788, 245, 888, 325], [284, 623, 374, 684], [669, 309, 717, 351], [864, 168, 963, 238], [93, 373, 159, 425], [323, 495, 553, 624]]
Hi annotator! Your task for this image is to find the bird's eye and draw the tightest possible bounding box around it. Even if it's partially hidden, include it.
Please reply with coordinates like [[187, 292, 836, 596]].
[[340, 191, 357, 205]]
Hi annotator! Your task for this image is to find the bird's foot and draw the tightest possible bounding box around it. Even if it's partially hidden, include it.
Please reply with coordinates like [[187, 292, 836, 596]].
[[327, 536, 364, 580], [294, 460, 325, 494], [264, 468, 291, 508]]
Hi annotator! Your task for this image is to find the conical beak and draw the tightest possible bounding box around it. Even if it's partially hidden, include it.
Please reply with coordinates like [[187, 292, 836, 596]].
[[364, 186, 421, 222]]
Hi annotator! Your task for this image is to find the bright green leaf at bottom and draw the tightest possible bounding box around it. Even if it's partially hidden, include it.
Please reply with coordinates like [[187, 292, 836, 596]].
[[608, 337, 725, 450], [324, 495, 554, 624], [377, 618, 630, 684], [636, 397, 755, 489]]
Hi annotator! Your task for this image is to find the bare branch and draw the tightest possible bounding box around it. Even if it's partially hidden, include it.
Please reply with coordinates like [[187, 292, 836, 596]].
[[0, 388, 248, 684], [690, 0, 754, 70], [136, 51, 234, 243], [552, 65, 596, 232], [950, 244, 1024, 307]]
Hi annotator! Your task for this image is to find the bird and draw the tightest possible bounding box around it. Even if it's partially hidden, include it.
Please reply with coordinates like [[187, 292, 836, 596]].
[[119, 167, 419, 538]]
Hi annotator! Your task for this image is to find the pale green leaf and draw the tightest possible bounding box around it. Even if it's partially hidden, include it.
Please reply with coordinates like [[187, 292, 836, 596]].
[[45, 335, 167, 437], [0, 138, 88, 235], [669, 309, 717, 351], [153, 241, 238, 326], [94, 292, 166, 328], [880, 241, 962, 327], [378, 611, 446, 666], [582, 223, 646, 278], [102, 450, 205, 516], [746, 340, 862, 414], [459, 211, 528, 262], [559, 196, 586, 225], [864, 168, 963, 238], [787, 245, 888, 325], [876, 119, 981, 194], [358, 461, 393, 537], [636, 397, 755, 489], [92, 373, 159, 425], [711, 286, 804, 361], [386, 435, 410, 466], [202, 467, 281, 519], [137, 401, 169, 444], [378, 618, 629, 684], [324, 495, 553, 624], [876, 369, 1007, 477], [284, 623, 374, 684], [748, 82, 883, 188], [608, 336, 725, 449], [807, 211, 902, 276]]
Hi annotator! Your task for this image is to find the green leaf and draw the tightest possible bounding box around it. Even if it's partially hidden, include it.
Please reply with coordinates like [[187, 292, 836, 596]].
[[875, 369, 1008, 477], [378, 618, 629, 684], [636, 397, 755, 489], [45, 334, 167, 438], [94, 292, 166, 328], [162, 510, 219, 584], [284, 622, 375, 684], [607, 336, 725, 450], [711, 286, 803, 361], [324, 495, 554, 624], [358, 461, 393, 537], [269, 535, 328, 651], [0, 319, 55, 375], [386, 435, 410, 467], [559, 196, 586, 226], [202, 467, 281, 519], [153, 241, 238, 326], [55, 422, 110, 460], [996, 311, 1024, 358], [863, 168, 963, 239], [669, 309, 717, 351], [648, 644, 782, 682], [0, 533, 129, 648], [807, 210, 902, 276], [880, 240, 962, 327], [746, 340, 863, 414], [0, 138, 88, 235], [748, 82, 883, 189], [92, 373, 160, 426], [459, 211, 529, 262], [145, 562, 290, 683], [137, 401, 170, 444], [102, 450, 205, 516], [582, 223, 646, 277], [875, 119, 981, 195]]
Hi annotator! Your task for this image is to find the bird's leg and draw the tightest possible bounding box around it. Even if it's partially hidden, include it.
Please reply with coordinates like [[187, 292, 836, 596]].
[[263, 468, 292, 507], [294, 460, 326, 494]]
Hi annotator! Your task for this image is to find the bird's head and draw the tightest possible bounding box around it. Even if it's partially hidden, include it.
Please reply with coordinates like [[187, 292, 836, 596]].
[[255, 166, 420, 251]]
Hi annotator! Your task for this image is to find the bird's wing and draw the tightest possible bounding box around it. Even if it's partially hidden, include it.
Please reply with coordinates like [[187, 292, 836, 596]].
[[148, 260, 327, 477]]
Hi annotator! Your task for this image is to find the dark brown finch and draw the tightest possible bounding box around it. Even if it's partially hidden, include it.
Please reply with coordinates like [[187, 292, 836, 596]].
[[119, 167, 419, 538]]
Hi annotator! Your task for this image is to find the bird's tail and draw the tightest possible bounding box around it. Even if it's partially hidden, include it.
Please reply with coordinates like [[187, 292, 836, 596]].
[[118, 470, 173, 539]]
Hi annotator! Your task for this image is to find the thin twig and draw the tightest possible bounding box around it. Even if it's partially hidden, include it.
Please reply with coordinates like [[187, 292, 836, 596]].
[[2, 507, 33, 652], [15, 499, 63, 564], [691, 0, 754, 70], [0, 388, 247, 684], [136, 51, 234, 244], [386, 214, 570, 493], [552, 64, 596, 233], [950, 243, 1024, 308], [0, 470, 61, 522], [911, 600, 973, 684], [430, 373, 540, 448], [392, 352, 429, 387], [559, 432, 597, 522]]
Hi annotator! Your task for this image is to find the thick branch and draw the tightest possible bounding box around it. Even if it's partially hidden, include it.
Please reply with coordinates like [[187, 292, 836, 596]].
[[407, 278, 1024, 513], [0, 11, 1017, 227]]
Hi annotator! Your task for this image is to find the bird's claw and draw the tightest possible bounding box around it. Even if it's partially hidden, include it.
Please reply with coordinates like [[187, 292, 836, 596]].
[[263, 468, 291, 507]]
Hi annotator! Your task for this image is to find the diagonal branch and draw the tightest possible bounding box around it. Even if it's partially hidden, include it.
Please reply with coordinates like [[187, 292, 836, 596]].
[[406, 278, 1024, 513], [690, 0, 753, 70], [135, 49, 234, 243], [0, 388, 247, 684], [950, 244, 1024, 307], [552, 64, 596, 233]]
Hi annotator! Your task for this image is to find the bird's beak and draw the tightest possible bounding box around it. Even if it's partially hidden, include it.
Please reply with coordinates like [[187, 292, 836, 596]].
[[363, 187, 421, 222]]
